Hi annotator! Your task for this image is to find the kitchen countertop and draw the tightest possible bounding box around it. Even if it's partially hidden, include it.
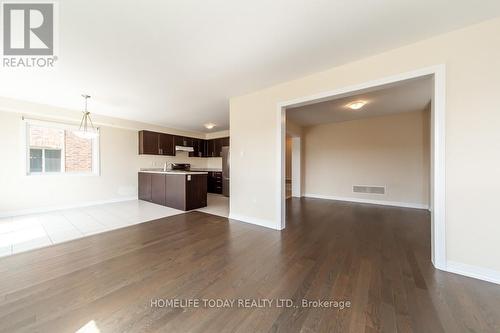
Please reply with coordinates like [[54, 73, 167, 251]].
[[139, 169, 208, 175], [190, 168, 222, 172]]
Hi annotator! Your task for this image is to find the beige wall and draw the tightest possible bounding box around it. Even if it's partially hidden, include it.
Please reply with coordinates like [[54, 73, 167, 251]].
[[286, 119, 303, 138], [0, 99, 224, 215], [230, 17, 500, 273], [303, 110, 430, 207]]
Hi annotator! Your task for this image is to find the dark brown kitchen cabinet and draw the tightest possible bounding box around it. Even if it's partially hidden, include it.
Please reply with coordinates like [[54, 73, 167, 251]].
[[207, 171, 222, 194], [200, 139, 207, 157], [151, 173, 167, 205], [204, 137, 229, 157], [189, 138, 203, 158], [138, 130, 159, 155], [139, 130, 229, 158], [201, 139, 208, 157], [138, 172, 152, 201], [214, 138, 223, 157], [206, 139, 215, 157], [159, 133, 175, 156], [173, 135, 182, 147], [174, 135, 191, 147], [139, 172, 207, 211], [185, 174, 208, 210]]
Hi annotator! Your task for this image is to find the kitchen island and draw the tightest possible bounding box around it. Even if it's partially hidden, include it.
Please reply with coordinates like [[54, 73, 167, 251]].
[[138, 170, 208, 211]]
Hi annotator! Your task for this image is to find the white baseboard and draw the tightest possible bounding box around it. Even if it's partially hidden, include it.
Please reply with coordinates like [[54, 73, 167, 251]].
[[228, 213, 281, 230], [446, 261, 500, 285], [303, 193, 429, 210], [0, 196, 139, 218]]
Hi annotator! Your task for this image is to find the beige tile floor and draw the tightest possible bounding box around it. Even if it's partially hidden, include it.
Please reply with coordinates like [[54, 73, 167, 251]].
[[195, 193, 229, 218], [0, 200, 185, 257], [0, 195, 230, 258]]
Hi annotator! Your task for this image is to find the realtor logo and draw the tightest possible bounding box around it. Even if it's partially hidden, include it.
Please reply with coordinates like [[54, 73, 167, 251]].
[[3, 3, 53, 55], [1, 2, 58, 67]]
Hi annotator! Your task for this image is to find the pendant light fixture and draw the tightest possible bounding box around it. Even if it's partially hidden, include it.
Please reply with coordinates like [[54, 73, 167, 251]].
[[75, 94, 99, 139]]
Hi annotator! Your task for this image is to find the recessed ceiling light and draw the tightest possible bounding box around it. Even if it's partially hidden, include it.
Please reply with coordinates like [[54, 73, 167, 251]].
[[347, 100, 367, 110], [204, 122, 216, 130]]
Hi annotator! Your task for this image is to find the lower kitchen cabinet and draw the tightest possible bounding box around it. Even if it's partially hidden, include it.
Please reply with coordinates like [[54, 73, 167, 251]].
[[138, 172, 152, 201], [207, 171, 223, 194], [138, 172, 207, 211], [151, 173, 167, 205], [185, 174, 208, 210]]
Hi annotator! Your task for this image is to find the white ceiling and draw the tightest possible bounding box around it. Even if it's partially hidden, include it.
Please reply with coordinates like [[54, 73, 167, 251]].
[[1, 1, 500, 132], [286, 76, 432, 126]]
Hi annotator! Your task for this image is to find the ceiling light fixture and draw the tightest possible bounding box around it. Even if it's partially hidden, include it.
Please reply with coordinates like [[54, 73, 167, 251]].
[[347, 100, 367, 110], [204, 123, 216, 130], [75, 94, 99, 139]]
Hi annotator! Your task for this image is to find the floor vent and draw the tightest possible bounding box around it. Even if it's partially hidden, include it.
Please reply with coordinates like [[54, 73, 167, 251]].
[[353, 185, 385, 194]]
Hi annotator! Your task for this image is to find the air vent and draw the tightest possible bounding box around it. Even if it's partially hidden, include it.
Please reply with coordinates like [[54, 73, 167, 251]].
[[353, 185, 385, 194]]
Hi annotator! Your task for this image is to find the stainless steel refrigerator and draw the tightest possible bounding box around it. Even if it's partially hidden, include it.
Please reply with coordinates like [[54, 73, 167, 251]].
[[222, 146, 230, 197]]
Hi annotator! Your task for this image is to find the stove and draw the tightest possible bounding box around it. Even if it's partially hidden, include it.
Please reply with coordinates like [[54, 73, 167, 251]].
[[170, 163, 191, 171]]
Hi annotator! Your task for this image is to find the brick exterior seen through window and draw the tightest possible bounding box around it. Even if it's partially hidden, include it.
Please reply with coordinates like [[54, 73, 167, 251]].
[[29, 126, 64, 149], [29, 125, 93, 172], [65, 131, 92, 172]]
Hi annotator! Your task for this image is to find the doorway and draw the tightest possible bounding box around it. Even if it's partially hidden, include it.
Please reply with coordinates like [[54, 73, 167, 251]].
[[277, 65, 446, 270]]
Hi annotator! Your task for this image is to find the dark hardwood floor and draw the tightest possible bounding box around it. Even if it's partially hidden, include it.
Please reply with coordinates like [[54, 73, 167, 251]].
[[1, 198, 499, 332]]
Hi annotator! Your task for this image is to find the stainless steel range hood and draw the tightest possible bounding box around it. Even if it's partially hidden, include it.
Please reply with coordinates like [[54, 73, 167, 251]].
[[175, 145, 194, 152]]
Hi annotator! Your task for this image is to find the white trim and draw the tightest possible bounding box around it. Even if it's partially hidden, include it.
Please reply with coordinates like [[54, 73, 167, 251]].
[[0, 196, 138, 218], [277, 106, 287, 230], [304, 193, 429, 210], [431, 66, 447, 270], [277, 64, 446, 270], [228, 213, 283, 230], [447, 261, 500, 285]]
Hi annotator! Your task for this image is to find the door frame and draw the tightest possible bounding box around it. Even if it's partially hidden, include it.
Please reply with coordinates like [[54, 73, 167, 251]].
[[276, 64, 446, 270]]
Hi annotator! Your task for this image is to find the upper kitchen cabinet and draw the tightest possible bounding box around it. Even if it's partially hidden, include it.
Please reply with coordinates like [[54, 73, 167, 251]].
[[139, 130, 229, 158], [139, 130, 175, 156], [200, 139, 208, 157], [138, 130, 159, 155], [189, 138, 205, 158], [206, 139, 215, 157], [174, 135, 191, 147], [214, 138, 223, 157], [159, 133, 175, 156], [206, 137, 229, 157]]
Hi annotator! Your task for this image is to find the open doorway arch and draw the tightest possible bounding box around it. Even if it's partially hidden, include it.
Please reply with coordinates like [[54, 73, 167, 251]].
[[276, 65, 446, 270]]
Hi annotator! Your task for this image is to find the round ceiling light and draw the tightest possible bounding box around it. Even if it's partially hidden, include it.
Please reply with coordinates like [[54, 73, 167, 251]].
[[347, 100, 367, 110], [204, 122, 216, 130]]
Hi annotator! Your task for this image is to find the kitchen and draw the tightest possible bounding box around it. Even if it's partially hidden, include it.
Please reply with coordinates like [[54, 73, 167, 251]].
[[137, 130, 230, 216]]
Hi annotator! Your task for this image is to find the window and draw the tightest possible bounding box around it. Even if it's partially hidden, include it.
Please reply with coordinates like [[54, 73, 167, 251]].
[[26, 120, 99, 175], [29, 148, 62, 172]]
